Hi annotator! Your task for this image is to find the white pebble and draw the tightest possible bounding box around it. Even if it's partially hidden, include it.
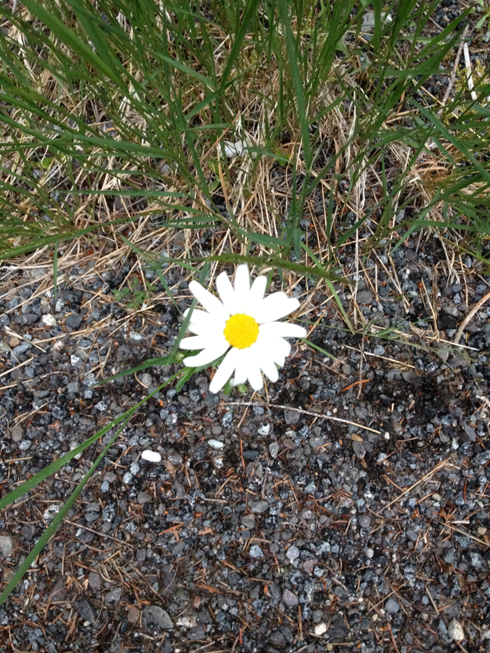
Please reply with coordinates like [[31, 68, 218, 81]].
[[42, 314, 57, 327], [208, 439, 225, 449], [314, 623, 327, 636], [141, 450, 162, 463], [448, 619, 465, 642], [43, 505, 61, 521]]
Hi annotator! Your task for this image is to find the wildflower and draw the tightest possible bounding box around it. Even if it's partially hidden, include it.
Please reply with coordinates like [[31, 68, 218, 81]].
[[180, 265, 306, 393]]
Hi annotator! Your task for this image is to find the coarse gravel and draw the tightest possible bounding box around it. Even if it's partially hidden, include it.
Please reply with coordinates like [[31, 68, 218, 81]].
[[0, 228, 489, 653]]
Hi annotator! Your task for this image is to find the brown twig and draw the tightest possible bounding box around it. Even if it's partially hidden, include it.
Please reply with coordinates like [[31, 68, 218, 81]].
[[382, 457, 453, 512], [226, 402, 381, 435], [454, 291, 490, 344]]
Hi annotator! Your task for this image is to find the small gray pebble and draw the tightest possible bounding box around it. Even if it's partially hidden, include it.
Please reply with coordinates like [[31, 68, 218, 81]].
[[249, 545, 264, 558], [282, 589, 298, 607], [269, 443, 280, 458], [284, 409, 300, 426], [286, 546, 300, 562], [250, 500, 269, 514], [104, 587, 122, 606], [65, 312, 83, 329], [385, 597, 400, 614], [142, 606, 173, 633]]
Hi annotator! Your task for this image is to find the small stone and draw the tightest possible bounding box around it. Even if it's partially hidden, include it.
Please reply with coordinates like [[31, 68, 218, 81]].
[[141, 450, 162, 463], [302, 558, 318, 573], [142, 606, 173, 634], [257, 423, 270, 436], [137, 492, 152, 505], [139, 373, 152, 387], [65, 312, 83, 329], [104, 587, 122, 606], [249, 500, 269, 514], [270, 631, 286, 646], [0, 535, 14, 557], [269, 443, 280, 458], [43, 505, 61, 521], [286, 546, 300, 562], [42, 314, 57, 327], [13, 342, 32, 356], [127, 606, 140, 624], [472, 450, 490, 467], [75, 599, 95, 623], [208, 439, 225, 449], [385, 597, 400, 614], [85, 511, 100, 524], [2, 569, 14, 582], [314, 623, 328, 636], [442, 548, 456, 565], [284, 409, 300, 425], [357, 290, 373, 304], [282, 589, 298, 607], [10, 425, 24, 442], [88, 572, 101, 590], [241, 514, 256, 529], [359, 515, 371, 529], [176, 615, 197, 628], [188, 626, 206, 640], [469, 551, 485, 569], [130, 462, 140, 475], [448, 619, 465, 642], [365, 548, 374, 559], [249, 545, 264, 558]]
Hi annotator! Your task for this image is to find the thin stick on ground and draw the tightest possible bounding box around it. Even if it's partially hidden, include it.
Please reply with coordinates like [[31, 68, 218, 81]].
[[227, 402, 381, 435], [454, 290, 490, 344], [382, 457, 454, 512]]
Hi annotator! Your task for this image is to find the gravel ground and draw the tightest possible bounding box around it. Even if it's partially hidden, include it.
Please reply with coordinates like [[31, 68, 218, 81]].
[[0, 229, 489, 653]]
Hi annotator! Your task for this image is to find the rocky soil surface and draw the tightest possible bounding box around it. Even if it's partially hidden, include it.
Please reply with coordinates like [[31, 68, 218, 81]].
[[0, 229, 489, 653]]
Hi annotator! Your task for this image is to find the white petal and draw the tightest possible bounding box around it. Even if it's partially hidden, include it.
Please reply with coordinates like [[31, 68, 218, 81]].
[[232, 349, 249, 385], [260, 322, 306, 339], [185, 309, 225, 336], [183, 339, 229, 367], [259, 353, 279, 383], [268, 336, 291, 367], [179, 335, 209, 350], [209, 348, 239, 393], [253, 292, 300, 323], [246, 358, 264, 391], [247, 274, 267, 306], [184, 308, 212, 333], [216, 271, 237, 313], [233, 265, 250, 309], [189, 280, 229, 318]]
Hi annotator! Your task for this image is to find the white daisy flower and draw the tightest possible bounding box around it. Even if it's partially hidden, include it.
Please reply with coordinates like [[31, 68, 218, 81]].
[[180, 265, 306, 393]]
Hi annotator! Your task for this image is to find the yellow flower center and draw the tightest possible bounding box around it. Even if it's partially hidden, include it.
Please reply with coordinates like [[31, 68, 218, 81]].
[[223, 313, 259, 349]]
